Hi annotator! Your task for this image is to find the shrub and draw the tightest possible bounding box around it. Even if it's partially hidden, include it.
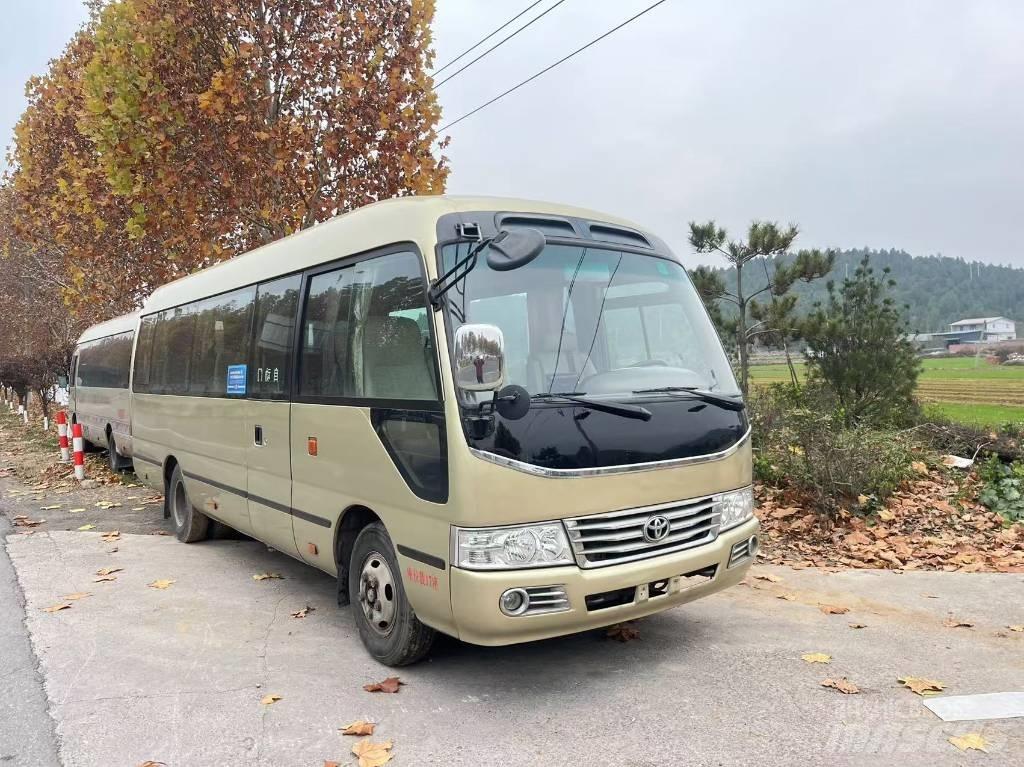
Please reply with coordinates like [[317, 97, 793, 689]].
[[749, 384, 915, 517], [977, 455, 1024, 524]]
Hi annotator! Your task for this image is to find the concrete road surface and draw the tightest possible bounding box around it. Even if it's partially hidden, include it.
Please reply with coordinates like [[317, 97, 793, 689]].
[[4, 529, 1023, 767]]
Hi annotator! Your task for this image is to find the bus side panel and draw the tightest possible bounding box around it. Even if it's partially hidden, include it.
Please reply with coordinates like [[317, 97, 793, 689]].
[[290, 403, 456, 637], [132, 393, 252, 534], [75, 386, 131, 451]]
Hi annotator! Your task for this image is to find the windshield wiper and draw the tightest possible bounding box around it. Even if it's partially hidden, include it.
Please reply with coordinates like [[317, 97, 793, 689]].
[[532, 392, 652, 421], [631, 386, 746, 412]]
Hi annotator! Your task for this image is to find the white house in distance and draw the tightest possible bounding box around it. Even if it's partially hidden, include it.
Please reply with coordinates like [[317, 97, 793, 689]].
[[948, 316, 1016, 342]]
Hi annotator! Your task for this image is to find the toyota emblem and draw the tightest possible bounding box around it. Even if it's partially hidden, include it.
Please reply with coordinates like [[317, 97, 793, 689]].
[[642, 514, 671, 542]]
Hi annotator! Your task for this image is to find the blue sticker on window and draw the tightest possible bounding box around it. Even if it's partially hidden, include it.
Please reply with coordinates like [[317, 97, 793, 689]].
[[227, 364, 247, 396]]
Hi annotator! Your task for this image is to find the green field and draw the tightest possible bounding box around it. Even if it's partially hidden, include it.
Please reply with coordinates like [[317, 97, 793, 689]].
[[749, 357, 1024, 426]]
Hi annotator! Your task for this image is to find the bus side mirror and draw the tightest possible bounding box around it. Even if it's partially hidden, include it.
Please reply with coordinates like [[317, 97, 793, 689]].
[[453, 324, 506, 392], [485, 228, 545, 272], [57, 374, 69, 388]]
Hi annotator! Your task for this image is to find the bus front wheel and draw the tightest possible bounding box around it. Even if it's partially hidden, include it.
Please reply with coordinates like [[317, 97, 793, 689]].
[[168, 465, 209, 543], [348, 522, 435, 666]]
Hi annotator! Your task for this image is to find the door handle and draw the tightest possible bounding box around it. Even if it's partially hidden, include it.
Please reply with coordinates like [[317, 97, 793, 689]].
[[254, 425, 264, 446]]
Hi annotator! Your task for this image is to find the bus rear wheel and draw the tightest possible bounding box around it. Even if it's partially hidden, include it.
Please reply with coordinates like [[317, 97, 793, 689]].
[[168, 465, 209, 543], [348, 522, 435, 666]]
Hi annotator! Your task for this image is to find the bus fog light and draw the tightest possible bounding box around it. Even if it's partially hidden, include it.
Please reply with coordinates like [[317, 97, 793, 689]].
[[499, 588, 530, 616], [719, 487, 754, 531], [748, 535, 759, 557]]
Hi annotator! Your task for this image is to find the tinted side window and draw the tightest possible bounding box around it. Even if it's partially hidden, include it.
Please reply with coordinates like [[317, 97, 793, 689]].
[[188, 287, 255, 396], [252, 275, 300, 399], [133, 316, 158, 392], [358, 251, 437, 401], [300, 267, 354, 397], [76, 332, 134, 389], [158, 307, 195, 395]]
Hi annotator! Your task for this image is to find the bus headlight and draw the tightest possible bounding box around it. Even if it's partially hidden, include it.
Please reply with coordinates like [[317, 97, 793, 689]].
[[719, 486, 755, 531], [454, 523, 574, 570]]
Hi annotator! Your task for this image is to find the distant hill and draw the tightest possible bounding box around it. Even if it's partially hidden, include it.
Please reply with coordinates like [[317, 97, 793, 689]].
[[702, 248, 1024, 333]]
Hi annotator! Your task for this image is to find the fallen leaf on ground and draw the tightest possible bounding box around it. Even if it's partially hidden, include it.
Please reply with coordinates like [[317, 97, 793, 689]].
[[606, 622, 641, 642], [42, 603, 71, 613], [93, 575, 118, 583], [147, 579, 176, 590], [911, 460, 928, 474], [351, 740, 393, 767], [948, 733, 989, 753], [324, 762, 340, 767], [878, 509, 896, 522], [63, 592, 91, 600], [1009, 625, 1024, 632], [802, 653, 832, 664], [340, 720, 376, 736], [252, 573, 284, 581], [777, 593, 797, 601], [821, 677, 860, 694], [897, 676, 945, 696], [68, 508, 85, 513], [95, 567, 122, 576], [363, 676, 403, 694], [40, 504, 61, 510], [131, 507, 145, 512], [95, 501, 121, 509], [260, 694, 282, 705], [136, 761, 166, 767], [848, 623, 868, 629], [943, 617, 974, 628], [77, 524, 95, 531], [754, 573, 782, 582], [290, 605, 315, 619], [819, 604, 850, 615], [14, 517, 45, 527], [100, 531, 121, 542], [921, 594, 940, 599]]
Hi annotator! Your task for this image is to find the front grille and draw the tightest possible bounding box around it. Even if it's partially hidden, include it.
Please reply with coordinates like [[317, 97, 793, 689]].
[[564, 496, 721, 568]]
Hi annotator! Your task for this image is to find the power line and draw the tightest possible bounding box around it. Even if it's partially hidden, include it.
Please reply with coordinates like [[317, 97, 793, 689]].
[[438, 0, 671, 133], [434, 0, 571, 90], [432, 0, 547, 77]]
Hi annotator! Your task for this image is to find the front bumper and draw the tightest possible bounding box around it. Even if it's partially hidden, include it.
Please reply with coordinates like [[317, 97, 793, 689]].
[[449, 517, 759, 645]]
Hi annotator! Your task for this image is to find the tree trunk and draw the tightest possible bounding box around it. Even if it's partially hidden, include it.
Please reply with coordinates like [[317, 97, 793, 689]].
[[783, 338, 800, 391], [736, 264, 749, 397]]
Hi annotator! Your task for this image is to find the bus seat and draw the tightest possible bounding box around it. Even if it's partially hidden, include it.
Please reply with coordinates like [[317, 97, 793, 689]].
[[363, 316, 435, 399]]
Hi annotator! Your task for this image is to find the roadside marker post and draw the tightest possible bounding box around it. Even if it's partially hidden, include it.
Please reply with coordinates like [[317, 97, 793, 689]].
[[71, 423, 85, 480], [57, 411, 71, 463]]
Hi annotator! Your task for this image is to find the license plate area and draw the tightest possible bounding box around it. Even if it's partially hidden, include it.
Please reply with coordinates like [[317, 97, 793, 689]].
[[585, 565, 717, 612]]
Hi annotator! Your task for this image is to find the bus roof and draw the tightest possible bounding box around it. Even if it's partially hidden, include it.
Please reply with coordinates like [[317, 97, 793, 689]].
[[77, 311, 140, 344], [141, 195, 649, 315]]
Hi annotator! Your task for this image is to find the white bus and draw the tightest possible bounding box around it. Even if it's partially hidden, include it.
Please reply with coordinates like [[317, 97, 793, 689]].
[[124, 196, 756, 665], [70, 312, 138, 471]]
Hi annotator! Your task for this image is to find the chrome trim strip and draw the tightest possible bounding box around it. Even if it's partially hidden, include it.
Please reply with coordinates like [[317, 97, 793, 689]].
[[467, 426, 751, 478]]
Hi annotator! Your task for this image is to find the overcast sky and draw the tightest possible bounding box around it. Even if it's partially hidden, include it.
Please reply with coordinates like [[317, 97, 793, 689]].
[[4, 1, 1022, 267]]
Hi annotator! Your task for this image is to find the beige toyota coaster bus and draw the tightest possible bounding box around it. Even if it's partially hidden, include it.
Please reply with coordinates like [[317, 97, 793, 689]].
[[70, 312, 138, 471], [128, 196, 757, 665]]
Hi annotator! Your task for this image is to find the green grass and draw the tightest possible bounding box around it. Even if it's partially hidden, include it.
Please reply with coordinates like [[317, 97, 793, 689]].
[[749, 356, 1024, 427], [925, 401, 1024, 427]]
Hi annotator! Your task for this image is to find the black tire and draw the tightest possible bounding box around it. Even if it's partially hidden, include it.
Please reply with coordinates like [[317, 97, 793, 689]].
[[168, 464, 209, 543], [107, 432, 126, 472], [348, 522, 435, 666]]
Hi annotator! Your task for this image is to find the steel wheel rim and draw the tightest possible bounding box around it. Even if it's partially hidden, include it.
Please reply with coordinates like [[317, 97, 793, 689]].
[[172, 480, 188, 528], [358, 550, 397, 637]]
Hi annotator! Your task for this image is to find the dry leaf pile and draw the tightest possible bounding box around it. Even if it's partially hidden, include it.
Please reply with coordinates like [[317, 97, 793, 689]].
[[757, 468, 1024, 571]]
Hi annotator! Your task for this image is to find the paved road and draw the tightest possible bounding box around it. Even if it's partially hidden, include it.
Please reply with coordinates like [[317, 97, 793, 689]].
[[0, 517, 60, 766], [4, 528, 1024, 767]]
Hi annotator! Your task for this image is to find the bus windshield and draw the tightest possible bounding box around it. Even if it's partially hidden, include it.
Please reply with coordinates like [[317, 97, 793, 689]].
[[441, 242, 739, 399]]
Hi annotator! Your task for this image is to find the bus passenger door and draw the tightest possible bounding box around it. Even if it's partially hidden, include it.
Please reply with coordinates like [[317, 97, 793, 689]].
[[245, 275, 301, 557]]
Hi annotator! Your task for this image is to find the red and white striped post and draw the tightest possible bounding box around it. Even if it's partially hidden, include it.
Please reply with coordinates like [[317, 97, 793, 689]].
[[71, 422, 85, 480], [57, 411, 71, 463]]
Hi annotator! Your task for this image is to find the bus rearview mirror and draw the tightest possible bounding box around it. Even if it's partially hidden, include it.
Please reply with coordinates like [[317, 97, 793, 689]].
[[485, 228, 545, 272], [453, 324, 506, 392]]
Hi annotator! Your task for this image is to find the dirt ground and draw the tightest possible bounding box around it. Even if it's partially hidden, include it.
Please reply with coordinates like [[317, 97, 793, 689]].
[[0, 408, 170, 537]]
